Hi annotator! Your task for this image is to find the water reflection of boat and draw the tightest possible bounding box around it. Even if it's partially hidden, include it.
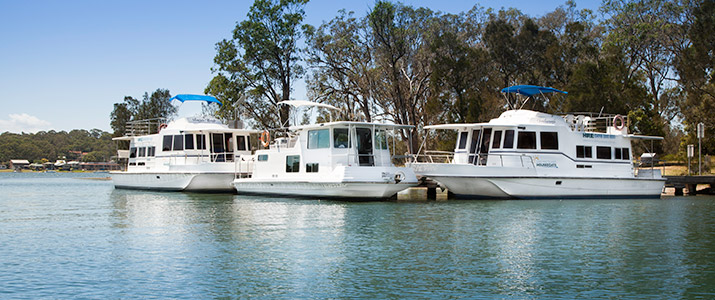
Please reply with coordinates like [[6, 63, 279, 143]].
[[233, 101, 419, 199], [410, 85, 666, 199], [110, 95, 259, 192]]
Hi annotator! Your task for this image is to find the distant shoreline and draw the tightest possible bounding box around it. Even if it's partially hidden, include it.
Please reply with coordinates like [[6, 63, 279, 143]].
[[0, 169, 112, 173]]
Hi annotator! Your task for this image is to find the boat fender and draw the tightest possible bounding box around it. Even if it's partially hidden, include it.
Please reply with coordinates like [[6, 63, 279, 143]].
[[613, 115, 625, 130], [394, 171, 405, 184], [259, 130, 270, 147], [158, 123, 168, 132]]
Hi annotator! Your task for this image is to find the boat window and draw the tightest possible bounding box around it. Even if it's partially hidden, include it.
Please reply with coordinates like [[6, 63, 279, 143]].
[[286, 155, 300, 172], [517, 131, 537, 149], [258, 154, 268, 161], [237, 135, 247, 151], [162, 136, 172, 151], [622, 148, 630, 160], [597, 146, 611, 159], [211, 133, 224, 153], [480, 128, 492, 153], [129, 147, 137, 158], [375, 130, 388, 150], [468, 129, 480, 164], [308, 129, 330, 149], [540, 132, 559, 150], [576, 145, 592, 158], [246, 136, 251, 150], [148, 147, 155, 157], [503, 130, 515, 149], [173, 135, 184, 151], [224, 134, 233, 153], [184, 134, 194, 150], [492, 131, 502, 149], [138, 147, 146, 157], [457, 131, 468, 149], [334, 128, 350, 148], [615, 147, 622, 159], [306, 163, 319, 173], [196, 134, 206, 150]]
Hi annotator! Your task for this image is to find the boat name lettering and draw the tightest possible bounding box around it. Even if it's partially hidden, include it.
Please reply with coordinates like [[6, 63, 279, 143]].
[[535, 162, 558, 168], [582, 133, 615, 139], [537, 118, 556, 124]]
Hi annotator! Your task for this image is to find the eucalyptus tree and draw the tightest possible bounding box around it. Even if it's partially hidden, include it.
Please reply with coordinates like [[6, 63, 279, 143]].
[[602, 0, 689, 130], [305, 10, 376, 122], [676, 0, 715, 153], [207, 0, 310, 129], [368, 1, 435, 153], [427, 12, 497, 124]]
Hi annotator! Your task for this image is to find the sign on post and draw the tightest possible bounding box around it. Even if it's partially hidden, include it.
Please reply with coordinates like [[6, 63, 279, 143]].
[[688, 144, 694, 175], [698, 122, 704, 175]]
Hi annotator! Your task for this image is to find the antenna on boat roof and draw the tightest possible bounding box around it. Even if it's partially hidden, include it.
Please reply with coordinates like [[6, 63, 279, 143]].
[[598, 107, 604, 118]]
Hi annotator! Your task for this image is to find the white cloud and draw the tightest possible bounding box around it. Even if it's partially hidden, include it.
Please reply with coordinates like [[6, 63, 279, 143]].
[[0, 113, 52, 133]]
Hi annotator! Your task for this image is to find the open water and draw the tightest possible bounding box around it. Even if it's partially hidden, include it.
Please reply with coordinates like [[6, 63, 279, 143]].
[[1, 172, 714, 299]]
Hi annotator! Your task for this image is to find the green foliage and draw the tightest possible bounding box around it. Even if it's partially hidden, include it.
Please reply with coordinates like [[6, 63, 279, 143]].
[[207, 0, 310, 129], [0, 130, 114, 163], [676, 0, 715, 156]]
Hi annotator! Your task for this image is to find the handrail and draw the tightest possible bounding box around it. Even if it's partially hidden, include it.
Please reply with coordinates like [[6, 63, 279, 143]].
[[411, 151, 540, 169]]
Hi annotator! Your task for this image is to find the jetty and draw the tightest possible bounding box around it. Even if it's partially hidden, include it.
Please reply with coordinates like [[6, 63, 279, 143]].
[[664, 176, 715, 195]]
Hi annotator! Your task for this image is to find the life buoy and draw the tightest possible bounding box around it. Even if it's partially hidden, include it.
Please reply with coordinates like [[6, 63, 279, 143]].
[[394, 171, 405, 184], [158, 123, 168, 132], [259, 130, 270, 147], [613, 115, 625, 130]]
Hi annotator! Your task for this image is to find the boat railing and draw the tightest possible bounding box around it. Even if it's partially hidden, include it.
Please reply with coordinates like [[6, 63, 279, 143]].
[[562, 112, 629, 133], [411, 152, 537, 169], [234, 155, 253, 178], [210, 152, 234, 163], [411, 151, 453, 164], [124, 118, 168, 136]]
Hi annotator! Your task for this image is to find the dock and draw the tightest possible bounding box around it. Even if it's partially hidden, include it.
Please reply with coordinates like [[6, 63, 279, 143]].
[[664, 176, 715, 196]]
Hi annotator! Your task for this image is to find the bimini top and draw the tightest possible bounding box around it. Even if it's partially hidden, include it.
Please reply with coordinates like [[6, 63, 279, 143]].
[[170, 94, 222, 106], [501, 85, 568, 97]]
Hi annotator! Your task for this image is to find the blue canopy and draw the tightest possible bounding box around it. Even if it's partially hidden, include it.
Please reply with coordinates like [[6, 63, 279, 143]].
[[170, 94, 222, 106], [501, 85, 568, 97]]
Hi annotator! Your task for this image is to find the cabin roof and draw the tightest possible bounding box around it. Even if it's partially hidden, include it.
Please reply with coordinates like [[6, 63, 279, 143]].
[[287, 121, 414, 131]]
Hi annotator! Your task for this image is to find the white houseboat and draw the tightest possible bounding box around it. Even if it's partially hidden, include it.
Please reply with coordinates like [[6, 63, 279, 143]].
[[409, 85, 666, 199], [232, 101, 419, 199], [111, 94, 259, 192]]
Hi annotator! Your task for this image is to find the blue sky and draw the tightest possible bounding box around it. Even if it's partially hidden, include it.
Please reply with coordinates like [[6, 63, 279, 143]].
[[0, 0, 601, 133]]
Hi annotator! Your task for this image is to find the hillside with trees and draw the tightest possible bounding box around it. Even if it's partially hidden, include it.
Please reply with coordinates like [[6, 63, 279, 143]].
[[0, 129, 115, 163]]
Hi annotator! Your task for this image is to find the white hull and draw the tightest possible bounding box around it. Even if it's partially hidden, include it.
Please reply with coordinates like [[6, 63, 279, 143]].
[[233, 181, 415, 199], [111, 172, 239, 192], [426, 175, 665, 199]]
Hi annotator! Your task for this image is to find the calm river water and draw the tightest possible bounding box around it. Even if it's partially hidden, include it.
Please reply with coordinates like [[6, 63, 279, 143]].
[[1, 172, 714, 299]]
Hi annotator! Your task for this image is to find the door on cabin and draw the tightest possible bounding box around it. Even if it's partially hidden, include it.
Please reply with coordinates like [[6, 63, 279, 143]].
[[355, 128, 374, 166]]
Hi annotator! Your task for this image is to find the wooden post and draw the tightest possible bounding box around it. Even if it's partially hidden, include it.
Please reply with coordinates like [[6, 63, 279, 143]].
[[687, 184, 697, 195]]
